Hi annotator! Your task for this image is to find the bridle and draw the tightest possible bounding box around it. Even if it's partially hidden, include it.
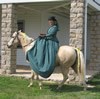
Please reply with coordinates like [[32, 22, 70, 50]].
[[10, 31, 20, 45], [8, 32, 20, 48]]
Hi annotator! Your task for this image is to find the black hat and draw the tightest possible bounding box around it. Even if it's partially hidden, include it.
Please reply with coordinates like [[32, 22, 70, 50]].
[[48, 16, 57, 21]]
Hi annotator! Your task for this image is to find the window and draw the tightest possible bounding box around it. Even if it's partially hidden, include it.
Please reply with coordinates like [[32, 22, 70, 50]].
[[17, 20, 25, 48], [17, 20, 25, 32]]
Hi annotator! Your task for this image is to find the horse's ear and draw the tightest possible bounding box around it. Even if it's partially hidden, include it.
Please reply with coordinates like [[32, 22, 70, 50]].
[[18, 30, 22, 33], [10, 31, 15, 37]]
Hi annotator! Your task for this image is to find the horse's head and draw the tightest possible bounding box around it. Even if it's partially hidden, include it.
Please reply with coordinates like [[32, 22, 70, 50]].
[[7, 31, 20, 48], [7, 30, 34, 48]]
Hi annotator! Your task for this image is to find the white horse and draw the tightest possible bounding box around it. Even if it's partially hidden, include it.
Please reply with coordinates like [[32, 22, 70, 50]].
[[7, 31, 87, 90]]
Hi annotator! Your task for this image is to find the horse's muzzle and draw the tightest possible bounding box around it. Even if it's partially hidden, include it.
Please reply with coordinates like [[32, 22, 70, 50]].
[[7, 44, 12, 48]]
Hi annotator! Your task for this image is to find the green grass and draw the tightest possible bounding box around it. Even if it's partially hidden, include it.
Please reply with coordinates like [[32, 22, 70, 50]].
[[0, 74, 100, 99]]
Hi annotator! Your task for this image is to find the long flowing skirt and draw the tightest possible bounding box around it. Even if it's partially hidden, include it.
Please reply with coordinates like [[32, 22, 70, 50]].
[[26, 37, 59, 78]]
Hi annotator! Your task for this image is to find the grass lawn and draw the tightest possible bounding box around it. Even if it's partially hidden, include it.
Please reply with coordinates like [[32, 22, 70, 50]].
[[0, 74, 100, 99]]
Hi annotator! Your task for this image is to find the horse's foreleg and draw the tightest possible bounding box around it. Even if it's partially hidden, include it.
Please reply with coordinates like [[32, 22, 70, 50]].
[[34, 73, 39, 80], [35, 74, 42, 90], [28, 70, 42, 90], [28, 70, 35, 87], [57, 66, 69, 89], [38, 80, 42, 90]]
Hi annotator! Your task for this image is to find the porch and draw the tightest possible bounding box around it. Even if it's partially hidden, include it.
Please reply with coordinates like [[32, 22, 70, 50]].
[[0, 0, 100, 80], [0, 65, 98, 83]]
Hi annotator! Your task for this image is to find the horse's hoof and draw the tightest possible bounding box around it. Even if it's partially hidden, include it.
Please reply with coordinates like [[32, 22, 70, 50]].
[[56, 86, 61, 90], [28, 84, 33, 88], [66, 80, 70, 84], [28, 85, 31, 87], [39, 82, 42, 90], [40, 87, 42, 90]]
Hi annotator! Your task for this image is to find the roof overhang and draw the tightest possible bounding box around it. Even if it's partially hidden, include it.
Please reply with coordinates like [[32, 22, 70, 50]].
[[87, 0, 100, 11], [17, 2, 70, 18], [0, 0, 66, 4]]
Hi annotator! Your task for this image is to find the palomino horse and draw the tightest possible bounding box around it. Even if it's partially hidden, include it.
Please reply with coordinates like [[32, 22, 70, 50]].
[[7, 31, 87, 90]]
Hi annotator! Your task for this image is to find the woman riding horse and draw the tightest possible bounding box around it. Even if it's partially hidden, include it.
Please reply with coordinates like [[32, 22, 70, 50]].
[[7, 22, 87, 90], [26, 16, 59, 78]]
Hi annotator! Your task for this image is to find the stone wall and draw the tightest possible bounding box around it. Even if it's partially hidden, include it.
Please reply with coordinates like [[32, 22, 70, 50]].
[[68, 0, 85, 82], [0, 5, 1, 58], [0, 5, 1, 65], [1, 4, 17, 74], [69, 0, 85, 50], [88, 12, 100, 71]]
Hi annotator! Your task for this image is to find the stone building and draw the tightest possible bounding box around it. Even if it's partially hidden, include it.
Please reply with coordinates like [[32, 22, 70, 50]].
[[0, 0, 100, 76]]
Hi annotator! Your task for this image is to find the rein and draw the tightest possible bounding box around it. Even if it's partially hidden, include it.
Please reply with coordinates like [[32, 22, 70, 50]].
[[22, 40, 33, 47]]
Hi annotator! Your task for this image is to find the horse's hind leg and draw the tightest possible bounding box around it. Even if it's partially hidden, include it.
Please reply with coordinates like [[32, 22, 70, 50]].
[[57, 66, 69, 89]]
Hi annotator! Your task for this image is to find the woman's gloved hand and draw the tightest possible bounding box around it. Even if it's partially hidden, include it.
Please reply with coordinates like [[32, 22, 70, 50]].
[[39, 33, 46, 37]]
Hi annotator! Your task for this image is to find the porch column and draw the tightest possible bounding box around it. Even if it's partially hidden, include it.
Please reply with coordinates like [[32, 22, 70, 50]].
[[69, 0, 85, 50], [68, 0, 85, 82], [1, 4, 17, 74], [88, 12, 100, 71]]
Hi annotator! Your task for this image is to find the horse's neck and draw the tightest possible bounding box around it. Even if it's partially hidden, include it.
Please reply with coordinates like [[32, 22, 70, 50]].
[[19, 35, 35, 54], [24, 41, 36, 54]]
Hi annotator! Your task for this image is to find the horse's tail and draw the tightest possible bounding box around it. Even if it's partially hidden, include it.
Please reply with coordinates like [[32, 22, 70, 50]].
[[74, 48, 85, 80], [75, 48, 87, 90], [79, 50, 85, 81]]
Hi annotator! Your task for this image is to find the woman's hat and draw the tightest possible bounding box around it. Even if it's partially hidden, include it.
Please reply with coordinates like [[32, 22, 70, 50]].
[[48, 16, 56, 21]]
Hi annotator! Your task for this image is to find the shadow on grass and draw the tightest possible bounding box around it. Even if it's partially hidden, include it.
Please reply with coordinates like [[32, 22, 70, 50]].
[[87, 82, 100, 92], [44, 84, 83, 93], [43, 73, 100, 93], [87, 74, 100, 92], [26, 73, 100, 93], [87, 80, 100, 86], [88, 86, 100, 93]]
